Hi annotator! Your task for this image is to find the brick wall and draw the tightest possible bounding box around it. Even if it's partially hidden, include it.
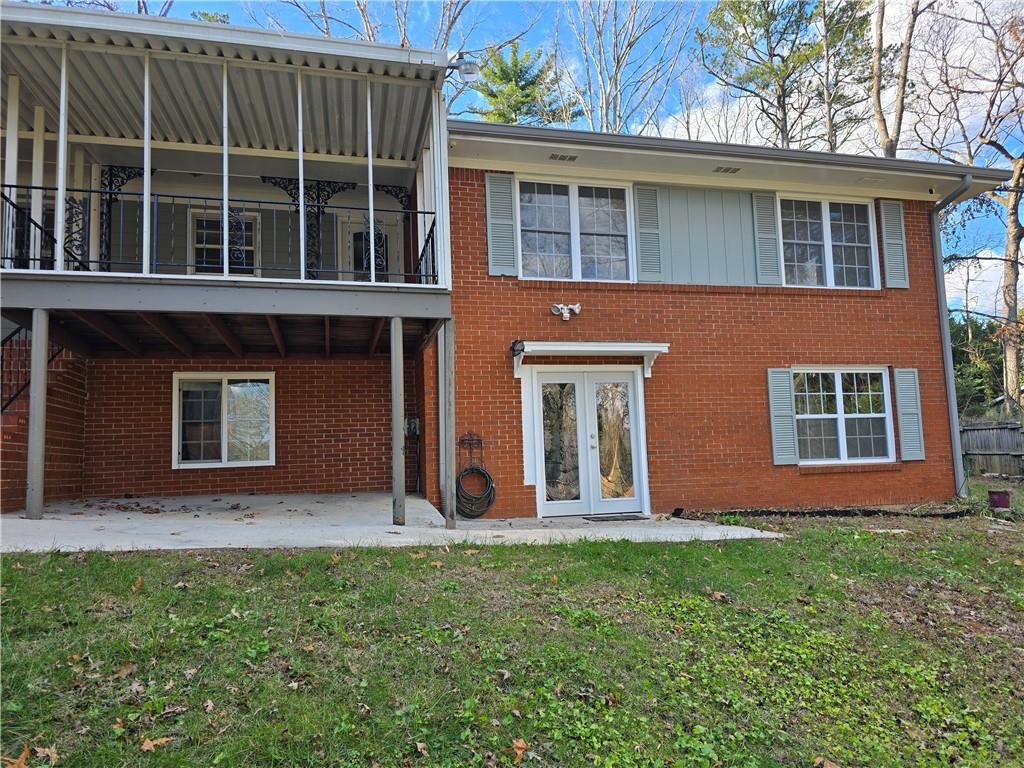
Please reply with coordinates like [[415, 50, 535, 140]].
[[1, 351, 88, 512], [446, 166, 955, 518], [2, 356, 422, 510]]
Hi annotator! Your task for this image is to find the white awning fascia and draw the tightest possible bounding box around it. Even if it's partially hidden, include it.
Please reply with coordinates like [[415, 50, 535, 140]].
[[512, 341, 670, 378]]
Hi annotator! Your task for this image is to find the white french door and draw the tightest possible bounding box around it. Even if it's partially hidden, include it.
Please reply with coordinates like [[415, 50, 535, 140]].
[[534, 369, 647, 518]]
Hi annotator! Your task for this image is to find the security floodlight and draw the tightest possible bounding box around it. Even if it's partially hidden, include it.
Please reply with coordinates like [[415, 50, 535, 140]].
[[449, 52, 480, 83]]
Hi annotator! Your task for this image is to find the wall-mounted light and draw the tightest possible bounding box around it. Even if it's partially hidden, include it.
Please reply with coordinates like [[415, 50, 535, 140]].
[[551, 303, 581, 321], [448, 52, 481, 83]]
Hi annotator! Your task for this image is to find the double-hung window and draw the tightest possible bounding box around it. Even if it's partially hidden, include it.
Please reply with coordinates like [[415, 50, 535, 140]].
[[779, 197, 877, 288], [793, 369, 894, 463], [518, 180, 633, 281], [190, 210, 260, 276], [172, 373, 275, 469]]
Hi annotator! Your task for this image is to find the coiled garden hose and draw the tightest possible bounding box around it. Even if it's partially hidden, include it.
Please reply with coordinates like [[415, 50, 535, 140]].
[[456, 465, 496, 518]]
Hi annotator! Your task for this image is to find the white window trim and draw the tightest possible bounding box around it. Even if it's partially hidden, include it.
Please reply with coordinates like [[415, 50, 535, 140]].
[[187, 208, 262, 277], [171, 371, 276, 470], [514, 175, 637, 284], [792, 365, 896, 465], [775, 193, 880, 290]]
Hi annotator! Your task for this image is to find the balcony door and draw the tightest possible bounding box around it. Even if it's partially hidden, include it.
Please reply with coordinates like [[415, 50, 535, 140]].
[[535, 369, 647, 518]]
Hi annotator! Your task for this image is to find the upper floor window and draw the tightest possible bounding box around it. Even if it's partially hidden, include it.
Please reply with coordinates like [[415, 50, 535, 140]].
[[518, 180, 633, 282], [190, 210, 260, 276], [779, 198, 878, 289]]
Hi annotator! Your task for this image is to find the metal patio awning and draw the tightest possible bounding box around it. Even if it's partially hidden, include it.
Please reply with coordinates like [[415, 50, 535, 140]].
[[1, 2, 445, 164]]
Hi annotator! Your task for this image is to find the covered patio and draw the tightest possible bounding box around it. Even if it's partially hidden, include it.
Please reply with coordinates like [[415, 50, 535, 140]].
[[0, 492, 779, 551]]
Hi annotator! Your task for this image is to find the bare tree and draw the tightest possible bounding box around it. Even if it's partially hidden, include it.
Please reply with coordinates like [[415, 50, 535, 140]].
[[558, 0, 698, 135], [914, 1, 1024, 415], [65, 0, 174, 13], [870, 0, 935, 157], [813, 0, 873, 152]]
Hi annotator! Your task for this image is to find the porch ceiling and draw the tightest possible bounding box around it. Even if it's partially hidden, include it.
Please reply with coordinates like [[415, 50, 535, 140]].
[[1, 5, 440, 163], [1, 309, 437, 359]]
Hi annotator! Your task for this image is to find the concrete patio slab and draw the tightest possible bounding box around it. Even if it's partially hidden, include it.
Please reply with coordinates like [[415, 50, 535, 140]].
[[0, 493, 781, 552]]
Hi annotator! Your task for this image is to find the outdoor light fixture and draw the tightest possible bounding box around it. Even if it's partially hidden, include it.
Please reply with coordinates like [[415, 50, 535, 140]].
[[551, 303, 581, 321], [449, 51, 481, 83]]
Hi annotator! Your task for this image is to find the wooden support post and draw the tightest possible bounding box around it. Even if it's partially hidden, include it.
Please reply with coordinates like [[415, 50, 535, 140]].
[[391, 316, 405, 526], [142, 53, 152, 274], [54, 44, 69, 271], [26, 308, 49, 520], [366, 78, 376, 284]]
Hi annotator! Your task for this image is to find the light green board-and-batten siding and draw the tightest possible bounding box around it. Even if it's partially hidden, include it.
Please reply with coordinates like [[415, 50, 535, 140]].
[[635, 185, 759, 286]]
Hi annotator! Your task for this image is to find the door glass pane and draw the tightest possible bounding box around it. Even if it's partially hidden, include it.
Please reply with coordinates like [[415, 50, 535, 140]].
[[542, 382, 580, 501], [226, 379, 272, 462], [595, 382, 635, 499]]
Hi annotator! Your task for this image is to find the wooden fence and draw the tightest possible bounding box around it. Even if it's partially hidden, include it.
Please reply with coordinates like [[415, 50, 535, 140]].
[[960, 422, 1024, 477]]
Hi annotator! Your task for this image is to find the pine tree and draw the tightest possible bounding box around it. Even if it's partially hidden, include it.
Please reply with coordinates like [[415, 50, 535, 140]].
[[469, 43, 576, 126]]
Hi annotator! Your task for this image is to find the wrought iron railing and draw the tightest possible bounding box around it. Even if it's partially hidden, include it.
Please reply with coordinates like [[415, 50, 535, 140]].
[[0, 325, 64, 413], [0, 184, 439, 285]]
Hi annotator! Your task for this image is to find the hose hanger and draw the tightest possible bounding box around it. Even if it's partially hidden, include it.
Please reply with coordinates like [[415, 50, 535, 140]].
[[456, 432, 496, 519]]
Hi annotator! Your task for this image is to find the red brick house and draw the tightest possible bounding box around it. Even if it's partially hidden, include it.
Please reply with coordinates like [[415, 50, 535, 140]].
[[0, 6, 1009, 522]]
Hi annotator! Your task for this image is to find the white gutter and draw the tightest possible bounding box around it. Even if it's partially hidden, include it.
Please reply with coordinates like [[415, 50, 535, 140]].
[[932, 174, 973, 498]]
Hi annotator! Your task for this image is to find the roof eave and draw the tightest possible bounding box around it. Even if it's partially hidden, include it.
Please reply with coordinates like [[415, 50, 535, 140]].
[[447, 120, 1009, 189]]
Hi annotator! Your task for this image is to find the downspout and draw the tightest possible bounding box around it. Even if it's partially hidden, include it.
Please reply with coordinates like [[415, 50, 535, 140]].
[[931, 174, 973, 498]]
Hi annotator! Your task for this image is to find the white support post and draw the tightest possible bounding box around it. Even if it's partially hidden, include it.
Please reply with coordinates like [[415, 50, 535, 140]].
[[366, 78, 375, 284], [88, 163, 101, 263], [2, 74, 19, 267], [296, 70, 306, 281], [221, 61, 229, 276], [142, 53, 152, 274], [54, 45, 69, 271], [26, 308, 49, 520], [29, 106, 44, 266], [432, 89, 451, 289], [391, 316, 406, 525]]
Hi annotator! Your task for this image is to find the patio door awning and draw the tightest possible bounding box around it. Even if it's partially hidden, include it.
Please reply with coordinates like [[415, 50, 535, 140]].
[[511, 340, 670, 378]]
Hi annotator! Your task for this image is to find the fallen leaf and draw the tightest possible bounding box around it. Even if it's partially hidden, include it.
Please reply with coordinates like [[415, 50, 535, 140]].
[[464, 549, 480, 555], [11, 562, 23, 571], [495, 669, 512, 682], [414, 742, 428, 756], [109, 662, 138, 680], [813, 758, 842, 768], [203, 700, 215, 713], [510, 738, 529, 765], [287, 681, 299, 690], [550, 575, 558, 585], [409, 552, 428, 560], [140, 737, 172, 753], [33, 745, 59, 766], [1014, 559, 1022, 567], [182, 668, 197, 680], [130, 577, 143, 594], [708, 591, 729, 602], [111, 718, 126, 737], [429, 560, 444, 569], [1, 746, 30, 768]]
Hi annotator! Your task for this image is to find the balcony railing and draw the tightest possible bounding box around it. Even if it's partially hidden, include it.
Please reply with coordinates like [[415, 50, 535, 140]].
[[1, 184, 438, 286]]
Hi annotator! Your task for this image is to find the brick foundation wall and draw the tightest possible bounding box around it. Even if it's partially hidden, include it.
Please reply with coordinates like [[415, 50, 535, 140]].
[[447, 166, 955, 518], [2, 356, 423, 510]]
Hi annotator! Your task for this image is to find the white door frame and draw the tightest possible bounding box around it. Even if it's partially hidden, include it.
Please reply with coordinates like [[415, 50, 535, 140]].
[[528, 364, 651, 519]]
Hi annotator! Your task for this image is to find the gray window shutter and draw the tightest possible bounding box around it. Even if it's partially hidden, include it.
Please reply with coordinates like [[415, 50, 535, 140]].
[[880, 200, 909, 288], [485, 173, 517, 276], [894, 368, 925, 460], [753, 192, 782, 285], [635, 185, 668, 282], [767, 368, 798, 465]]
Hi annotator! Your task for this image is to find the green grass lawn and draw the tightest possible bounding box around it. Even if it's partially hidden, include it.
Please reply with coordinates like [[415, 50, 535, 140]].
[[2, 515, 1022, 767]]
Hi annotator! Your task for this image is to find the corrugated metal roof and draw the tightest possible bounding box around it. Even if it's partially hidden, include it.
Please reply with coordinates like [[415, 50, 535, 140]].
[[0, 2, 442, 162]]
